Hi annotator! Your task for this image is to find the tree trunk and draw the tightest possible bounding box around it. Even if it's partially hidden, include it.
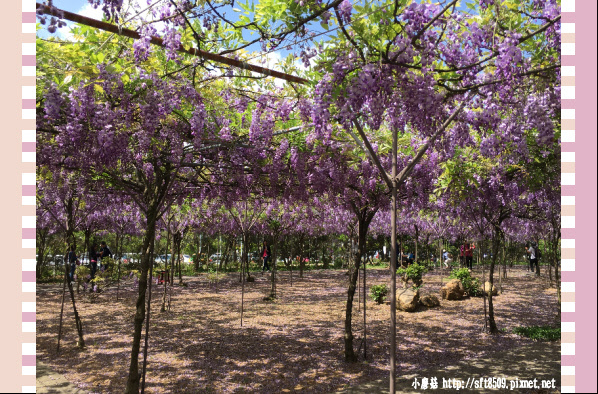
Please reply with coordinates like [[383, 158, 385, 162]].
[[36, 228, 49, 278], [64, 198, 85, 348], [140, 251, 155, 394], [194, 233, 202, 272], [344, 210, 375, 362], [56, 263, 68, 353], [482, 239, 488, 331], [270, 237, 277, 298], [414, 224, 419, 263], [488, 228, 500, 333], [363, 254, 367, 360], [241, 232, 247, 326], [125, 205, 158, 394]]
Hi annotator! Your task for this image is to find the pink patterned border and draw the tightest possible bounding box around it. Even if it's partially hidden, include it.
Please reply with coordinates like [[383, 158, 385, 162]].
[[22, 0, 37, 392]]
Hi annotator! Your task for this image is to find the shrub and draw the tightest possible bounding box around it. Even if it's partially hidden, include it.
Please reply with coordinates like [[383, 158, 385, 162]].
[[397, 262, 428, 288], [513, 326, 560, 341], [449, 268, 482, 297], [370, 284, 389, 304]]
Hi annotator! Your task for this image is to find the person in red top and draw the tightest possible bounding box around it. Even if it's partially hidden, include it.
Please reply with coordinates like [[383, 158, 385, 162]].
[[465, 243, 474, 269], [459, 244, 465, 267], [261, 240, 272, 274]]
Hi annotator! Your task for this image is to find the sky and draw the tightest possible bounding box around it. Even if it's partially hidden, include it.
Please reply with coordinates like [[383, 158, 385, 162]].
[[37, 0, 323, 76]]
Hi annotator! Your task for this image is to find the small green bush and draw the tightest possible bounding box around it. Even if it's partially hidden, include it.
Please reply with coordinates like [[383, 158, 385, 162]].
[[370, 284, 389, 304], [397, 262, 428, 288], [449, 267, 482, 297], [513, 326, 560, 341]]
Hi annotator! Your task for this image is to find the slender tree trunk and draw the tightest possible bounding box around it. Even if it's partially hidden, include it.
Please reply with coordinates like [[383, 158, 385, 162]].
[[536, 242, 540, 277], [241, 232, 247, 326], [64, 198, 85, 348], [175, 232, 183, 283], [488, 228, 500, 333], [194, 233, 202, 272], [363, 254, 367, 360], [36, 229, 49, 279], [56, 263, 68, 353], [65, 266, 85, 348], [389, 129, 397, 393], [116, 234, 122, 301], [482, 240, 488, 331], [161, 270, 168, 312], [544, 237, 553, 287], [357, 266, 360, 312], [270, 237, 277, 298], [125, 205, 158, 394], [140, 250, 155, 394]]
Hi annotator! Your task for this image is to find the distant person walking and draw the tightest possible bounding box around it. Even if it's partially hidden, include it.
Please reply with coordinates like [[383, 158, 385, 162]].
[[261, 241, 271, 274]]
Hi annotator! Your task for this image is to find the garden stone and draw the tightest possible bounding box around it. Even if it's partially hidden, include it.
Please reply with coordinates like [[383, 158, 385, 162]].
[[440, 279, 465, 300], [484, 281, 498, 296], [420, 294, 440, 307], [397, 288, 419, 312]]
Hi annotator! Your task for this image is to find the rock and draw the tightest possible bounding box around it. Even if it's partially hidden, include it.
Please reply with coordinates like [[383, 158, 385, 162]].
[[484, 281, 498, 296], [397, 288, 420, 312], [420, 294, 440, 307], [440, 279, 465, 300], [246, 275, 255, 282]]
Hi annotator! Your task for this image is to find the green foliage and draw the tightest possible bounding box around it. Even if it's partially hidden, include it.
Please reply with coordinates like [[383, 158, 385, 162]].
[[75, 265, 90, 279], [513, 326, 560, 341], [449, 268, 482, 297], [370, 284, 389, 304], [397, 262, 427, 288]]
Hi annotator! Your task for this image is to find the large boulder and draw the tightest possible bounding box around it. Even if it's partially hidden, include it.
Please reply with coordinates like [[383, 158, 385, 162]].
[[440, 279, 465, 300], [484, 281, 498, 296], [420, 294, 440, 307], [397, 288, 420, 312]]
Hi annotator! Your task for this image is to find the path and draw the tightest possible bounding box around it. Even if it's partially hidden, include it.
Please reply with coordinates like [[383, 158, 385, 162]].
[[336, 341, 560, 393]]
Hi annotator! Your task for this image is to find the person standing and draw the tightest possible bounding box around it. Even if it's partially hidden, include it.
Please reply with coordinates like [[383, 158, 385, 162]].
[[89, 244, 99, 279], [99, 241, 113, 271], [459, 244, 465, 267], [465, 243, 474, 270], [526, 242, 538, 274], [66, 245, 78, 282], [261, 240, 271, 274]]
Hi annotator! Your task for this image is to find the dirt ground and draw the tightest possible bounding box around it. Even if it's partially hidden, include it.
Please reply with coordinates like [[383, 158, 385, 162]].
[[36, 265, 560, 393]]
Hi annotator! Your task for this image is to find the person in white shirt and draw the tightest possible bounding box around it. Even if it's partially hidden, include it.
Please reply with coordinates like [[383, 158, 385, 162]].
[[526, 242, 538, 273]]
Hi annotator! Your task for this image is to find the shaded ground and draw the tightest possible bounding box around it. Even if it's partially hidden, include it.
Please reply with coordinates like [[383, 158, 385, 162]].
[[338, 341, 560, 393], [37, 362, 88, 394], [36, 266, 560, 393]]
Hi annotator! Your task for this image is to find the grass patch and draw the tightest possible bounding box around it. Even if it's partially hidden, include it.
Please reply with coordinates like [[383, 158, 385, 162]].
[[513, 326, 560, 341]]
